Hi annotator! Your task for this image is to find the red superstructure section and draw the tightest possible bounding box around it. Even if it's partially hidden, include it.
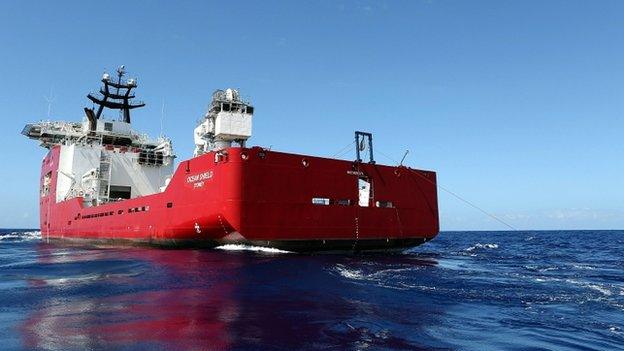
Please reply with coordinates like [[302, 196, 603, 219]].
[[40, 145, 439, 252]]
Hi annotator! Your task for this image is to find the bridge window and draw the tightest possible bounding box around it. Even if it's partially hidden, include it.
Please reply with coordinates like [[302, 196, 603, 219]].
[[138, 150, 164, 166]]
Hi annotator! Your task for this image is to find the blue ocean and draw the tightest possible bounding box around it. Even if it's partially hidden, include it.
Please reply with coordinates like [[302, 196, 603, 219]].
[[0, 229, 622, 350]]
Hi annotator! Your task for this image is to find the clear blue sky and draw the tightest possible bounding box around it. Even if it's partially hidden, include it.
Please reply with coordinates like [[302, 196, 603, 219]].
[[1, 0, 622, 230]]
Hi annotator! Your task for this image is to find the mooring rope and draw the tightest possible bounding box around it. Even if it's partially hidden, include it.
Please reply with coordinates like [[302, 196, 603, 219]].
[[330, 141, 356, 159], [376, 149, 518, 231]]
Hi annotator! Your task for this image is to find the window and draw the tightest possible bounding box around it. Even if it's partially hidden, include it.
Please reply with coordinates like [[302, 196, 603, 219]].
[[109, 185, 131, 200], [312, 197, 330, 205], [376, 201, 394, 208], [104, 122, 113, 132], [138, 150, 164, 166]]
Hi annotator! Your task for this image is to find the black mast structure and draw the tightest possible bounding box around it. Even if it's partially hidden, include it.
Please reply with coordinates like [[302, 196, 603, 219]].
[[86, 66, 145, 127]]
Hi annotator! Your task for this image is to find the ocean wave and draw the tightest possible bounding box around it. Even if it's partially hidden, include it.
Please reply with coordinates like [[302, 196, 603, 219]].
[[524, 265, 560, 272], [0, 231, 41, 242], [333, 264, 428, 291], [585, 284, 613, 296], [572, 264, 596, 270], [335, 265, 415, 281], [563, 279, 613, 296], [214, 244, 291, 254], [465, 243, 498, 252], [531, 276, 616, 299]]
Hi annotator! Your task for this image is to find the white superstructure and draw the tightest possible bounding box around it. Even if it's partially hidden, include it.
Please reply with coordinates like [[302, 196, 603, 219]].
[[24, 119, 175, 207], [22, 66, 175, 207], [194, 88, 254, 155]]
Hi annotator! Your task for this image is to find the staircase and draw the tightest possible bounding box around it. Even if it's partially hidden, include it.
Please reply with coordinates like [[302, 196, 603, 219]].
[[97, 150, 112, 204]]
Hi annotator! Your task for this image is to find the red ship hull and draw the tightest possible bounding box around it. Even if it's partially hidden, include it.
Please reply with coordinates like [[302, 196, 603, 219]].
[[39, 145, 439, 252]]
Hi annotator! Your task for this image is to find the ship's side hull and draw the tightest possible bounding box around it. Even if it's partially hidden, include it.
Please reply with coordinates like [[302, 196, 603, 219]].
[[39, 146, 439, 252]]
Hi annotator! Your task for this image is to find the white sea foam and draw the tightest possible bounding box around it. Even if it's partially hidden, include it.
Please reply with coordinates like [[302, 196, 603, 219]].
[[369, 268, 414, 278], [215, 244, 291, 254], [572, 264, 596, 270], [586, 284, 612, 296], [335, 265, 416, 281], [334, 264, 425, 291], [335, 265, 366, 280], [0, 231, 41, 242], [533, 276, 614, 299], [465, 243, 498, 252], [564, 279, 613, 296]]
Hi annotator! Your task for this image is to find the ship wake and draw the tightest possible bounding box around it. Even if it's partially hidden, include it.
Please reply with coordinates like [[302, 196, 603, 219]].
[[215, 244, 291, 254]]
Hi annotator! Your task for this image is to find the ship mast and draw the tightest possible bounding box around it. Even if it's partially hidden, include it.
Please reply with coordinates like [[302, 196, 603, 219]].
[[87, 65, 145, 124]]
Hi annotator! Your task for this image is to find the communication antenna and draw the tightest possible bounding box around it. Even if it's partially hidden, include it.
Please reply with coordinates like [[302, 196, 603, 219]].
[[116, 65, 125, 94], [43, 88, 55, 118], [160, 99, 166, 138]]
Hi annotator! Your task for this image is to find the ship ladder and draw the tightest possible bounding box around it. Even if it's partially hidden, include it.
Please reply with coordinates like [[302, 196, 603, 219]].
[[97, 149, 112, 203]]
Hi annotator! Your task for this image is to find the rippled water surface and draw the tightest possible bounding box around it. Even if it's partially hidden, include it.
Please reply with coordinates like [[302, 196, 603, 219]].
[[0, 229, 622, 350]]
